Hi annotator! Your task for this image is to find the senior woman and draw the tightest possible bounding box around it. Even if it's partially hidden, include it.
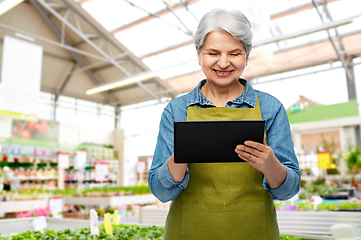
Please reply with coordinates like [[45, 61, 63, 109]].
[[149, 8, 300, 240]]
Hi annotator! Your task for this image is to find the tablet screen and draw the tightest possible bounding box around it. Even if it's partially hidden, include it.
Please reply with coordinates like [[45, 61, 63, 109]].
[[174, 120, 265, 163]]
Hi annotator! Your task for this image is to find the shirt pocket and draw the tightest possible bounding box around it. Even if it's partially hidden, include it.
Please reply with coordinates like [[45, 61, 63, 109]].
[[181, 202, 266, 240]]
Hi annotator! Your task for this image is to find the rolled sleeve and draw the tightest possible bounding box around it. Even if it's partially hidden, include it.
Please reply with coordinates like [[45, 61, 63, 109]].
[[159, 161, 190, 190], [263, 167, 300, 200]]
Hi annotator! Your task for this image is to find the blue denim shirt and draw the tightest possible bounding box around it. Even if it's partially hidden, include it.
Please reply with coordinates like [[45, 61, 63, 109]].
[[149, 79, 300, 202]]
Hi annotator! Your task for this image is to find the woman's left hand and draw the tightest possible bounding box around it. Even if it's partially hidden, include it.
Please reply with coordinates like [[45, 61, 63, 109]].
[[234, 139, 276, 172]]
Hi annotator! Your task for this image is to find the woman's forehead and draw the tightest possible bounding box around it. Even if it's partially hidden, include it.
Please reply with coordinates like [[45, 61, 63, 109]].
[[203, 31, 245, 50]]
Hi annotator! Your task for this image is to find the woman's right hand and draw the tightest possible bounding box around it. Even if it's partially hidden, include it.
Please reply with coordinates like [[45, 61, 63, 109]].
[[167, 154, 188, 182]]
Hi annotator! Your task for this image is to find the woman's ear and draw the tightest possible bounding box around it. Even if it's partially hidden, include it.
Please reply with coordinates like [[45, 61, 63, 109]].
[[245, 53, 250, 66], [196, 47, 201, 66]]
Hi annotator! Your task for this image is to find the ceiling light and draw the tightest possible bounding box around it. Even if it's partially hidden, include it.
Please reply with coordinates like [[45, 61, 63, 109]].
[[86, 71, 159, 95], [0, 0, 24, 16], [352, 17, 361, 25]]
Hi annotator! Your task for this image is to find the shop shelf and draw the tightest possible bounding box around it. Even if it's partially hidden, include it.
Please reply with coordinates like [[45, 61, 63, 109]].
[[0, 217, 95, 236], [63, 194, 156, 206], [0, 199, 48, 214]]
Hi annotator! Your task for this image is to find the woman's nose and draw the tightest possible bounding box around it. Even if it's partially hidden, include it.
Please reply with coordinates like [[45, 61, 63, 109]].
[[218, 55, 230, 69]]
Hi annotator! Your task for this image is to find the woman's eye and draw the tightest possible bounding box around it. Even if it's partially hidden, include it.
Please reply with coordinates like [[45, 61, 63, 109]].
[[208, 53, 218, 55], [230, 53, 240, 56]]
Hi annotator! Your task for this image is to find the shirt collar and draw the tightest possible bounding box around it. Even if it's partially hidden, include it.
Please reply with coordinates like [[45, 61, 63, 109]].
[[187, 78, 257, 107]]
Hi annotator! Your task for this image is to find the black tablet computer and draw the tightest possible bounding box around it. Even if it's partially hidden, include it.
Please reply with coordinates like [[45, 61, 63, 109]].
[[174, 120, 265, 163]]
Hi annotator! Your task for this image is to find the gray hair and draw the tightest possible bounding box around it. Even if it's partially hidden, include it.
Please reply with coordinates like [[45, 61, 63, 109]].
[[194, 9, 253, 55]]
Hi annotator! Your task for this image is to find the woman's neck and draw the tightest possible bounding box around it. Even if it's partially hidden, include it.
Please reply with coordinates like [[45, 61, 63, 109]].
[[201, 80, 245, 107]]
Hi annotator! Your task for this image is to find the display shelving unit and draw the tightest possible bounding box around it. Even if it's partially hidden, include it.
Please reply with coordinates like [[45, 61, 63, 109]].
[[0, 199, 48, 214], [64, 194, 156, 206], [0, 217, 97, 236]]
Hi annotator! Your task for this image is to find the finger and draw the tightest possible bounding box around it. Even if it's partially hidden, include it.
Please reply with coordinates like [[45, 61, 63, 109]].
[[238, 143, 260, 156], [244, 140, 268, 152], [236, 147, 259, 161], [237, 152, 261, 169]]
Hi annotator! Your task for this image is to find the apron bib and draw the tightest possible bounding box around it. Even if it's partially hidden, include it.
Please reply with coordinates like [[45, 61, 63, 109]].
[[164, 95, 280, 240]]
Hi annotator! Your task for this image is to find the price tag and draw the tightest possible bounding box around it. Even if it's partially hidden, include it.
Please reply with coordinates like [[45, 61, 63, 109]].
[[113, 210, 119, 225], [49, 196, 63, 218], [58, 153, 69, 169], [32, 216, 47, 233], [137, 159, 146, 173], [89, 209, 99, 236], [104, 212, 113, 236], [95, 162, 109, 182]]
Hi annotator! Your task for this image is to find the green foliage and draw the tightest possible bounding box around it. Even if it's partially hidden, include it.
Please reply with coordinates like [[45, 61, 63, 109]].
[[345, 146, 361, 171], [280, 235, 301, 240], [311, 177, 326, 185], [339, 202, 361, 210], [1, 186, 152, 199], [0, 224, 164, 240], [296, 202, 314, 211], [300, 182, 336, 198], [295, 201, 361, 211], [0, 224, 305, 240], [316, 202, 338, 211]]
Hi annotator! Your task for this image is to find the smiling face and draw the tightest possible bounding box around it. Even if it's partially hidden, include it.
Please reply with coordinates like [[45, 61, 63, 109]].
[[197, 30, 249, 88]]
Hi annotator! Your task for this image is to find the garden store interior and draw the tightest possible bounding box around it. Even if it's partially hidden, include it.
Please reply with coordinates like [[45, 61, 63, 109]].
[[1, 0, 361, 239]]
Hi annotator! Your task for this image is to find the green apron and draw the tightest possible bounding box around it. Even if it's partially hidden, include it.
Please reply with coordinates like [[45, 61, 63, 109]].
[[164, 95, 280, 240]]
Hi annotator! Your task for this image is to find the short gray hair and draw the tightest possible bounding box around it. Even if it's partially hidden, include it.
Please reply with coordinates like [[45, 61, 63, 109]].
[[194, 9, 253, 55]]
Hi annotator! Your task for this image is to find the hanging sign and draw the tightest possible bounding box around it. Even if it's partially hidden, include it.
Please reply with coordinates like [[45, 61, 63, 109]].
[[0, 116, 11, 138], [0, 36, 43, 121], [58, 153, 70, 169], [317, 151, 331, 169]]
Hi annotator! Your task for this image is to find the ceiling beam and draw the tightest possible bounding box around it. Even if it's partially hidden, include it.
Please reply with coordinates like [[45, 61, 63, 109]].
[[139, 0, 342, 59], [312, 0, 353, 81], [139, 13, 360, 60], [63, 0, 176, 99], [252, 13, 360, 47], [111, 0, 200, 34], [162, 0, 193, 36], [270, 0, 339, 20], [0, 23, 110, 62], [55, 62, 78, 101], [37, 0, 131, 77], [29, 0, 116, 103]]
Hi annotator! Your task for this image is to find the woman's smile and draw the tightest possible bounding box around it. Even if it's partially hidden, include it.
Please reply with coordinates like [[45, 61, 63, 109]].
[[213, 69, 234, 77]]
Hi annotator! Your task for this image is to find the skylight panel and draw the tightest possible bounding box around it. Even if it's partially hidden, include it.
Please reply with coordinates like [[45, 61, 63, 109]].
[[82, 0, 149, 31], [142, 44, 199, 80], [327, 0, 361, 21], [114, 15, 193, 57]]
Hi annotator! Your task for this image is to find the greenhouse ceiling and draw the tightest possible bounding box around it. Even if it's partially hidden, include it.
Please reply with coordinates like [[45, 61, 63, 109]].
[[0, 0, 360, 106]]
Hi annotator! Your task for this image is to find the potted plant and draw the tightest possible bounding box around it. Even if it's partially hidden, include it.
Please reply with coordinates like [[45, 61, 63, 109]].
[[344, 146, 361, 189]]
